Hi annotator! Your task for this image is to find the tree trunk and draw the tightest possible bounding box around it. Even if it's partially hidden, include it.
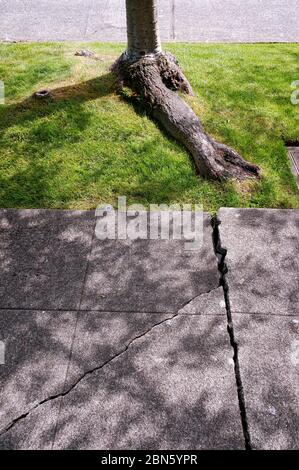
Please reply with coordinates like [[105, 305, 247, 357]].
[[112, 0, 260, 181], [126, 0, 161, 58]]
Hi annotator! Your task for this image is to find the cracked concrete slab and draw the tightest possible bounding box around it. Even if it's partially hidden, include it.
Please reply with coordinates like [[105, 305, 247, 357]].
[[0, 399, 59, 450], [179, 286, 226, 315], [63, 311, 172, 389], [0, 311, 245, 449], [218, 208, 299, 315], [0, 209, 95, 310], [9, 207, 298, 450], [1, 205, 297, 451], [0, 311, 175, 449], [233, 314, 299, 450], [0, 310, 77, 434], [81, 214, 219, 312], [52, 314, 244, 449]]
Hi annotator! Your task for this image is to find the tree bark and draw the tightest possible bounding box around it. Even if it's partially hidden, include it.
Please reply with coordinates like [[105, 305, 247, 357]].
[[113, 0, 260, 181], [126, 0, 161, 58]]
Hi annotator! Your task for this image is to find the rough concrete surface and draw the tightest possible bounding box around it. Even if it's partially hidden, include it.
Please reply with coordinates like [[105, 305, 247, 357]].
[[0, 310, 77, 431], [53, 314, 243, 450], [0, 207, 298, 450], [218, 208, 299, 450], [233, 314, 299, 450], [0, 0, 298, 43], [80, 214, 219, 313], [218, 208, 299, 315], [0, 209, 95, 310]]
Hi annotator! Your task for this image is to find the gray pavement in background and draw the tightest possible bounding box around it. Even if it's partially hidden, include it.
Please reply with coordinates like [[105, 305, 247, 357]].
[[0, 0, 298, 43], [0, 208, 298, 449]]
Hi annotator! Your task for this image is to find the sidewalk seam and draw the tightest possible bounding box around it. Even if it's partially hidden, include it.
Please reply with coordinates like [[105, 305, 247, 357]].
[[171, 0, 176, 40], [51, 216, 97, 449]]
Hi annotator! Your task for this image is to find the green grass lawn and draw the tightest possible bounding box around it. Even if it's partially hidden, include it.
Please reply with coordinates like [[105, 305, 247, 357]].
[[0, 42, 298, 211]]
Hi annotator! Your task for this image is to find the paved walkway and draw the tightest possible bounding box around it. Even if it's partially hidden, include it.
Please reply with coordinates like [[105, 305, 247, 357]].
[[1, 0, 298, 42], [0, 208, 298, 449]]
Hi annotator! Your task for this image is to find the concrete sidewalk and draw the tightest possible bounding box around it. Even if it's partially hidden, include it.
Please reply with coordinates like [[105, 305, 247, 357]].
[[1, 0, 298, 43], [0, 208, 298, 449], [218, 208, 299, 450]]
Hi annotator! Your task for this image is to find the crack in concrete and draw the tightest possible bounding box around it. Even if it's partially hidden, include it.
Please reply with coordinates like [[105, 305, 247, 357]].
[[0, 307, 180, 314], [229, 311, 298, 317], [212, 215, 252, 450], [0, 286, 219, 438]]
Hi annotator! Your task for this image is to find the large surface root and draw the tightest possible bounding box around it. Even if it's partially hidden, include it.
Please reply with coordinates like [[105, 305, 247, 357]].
[[112, 52, 260, 181]]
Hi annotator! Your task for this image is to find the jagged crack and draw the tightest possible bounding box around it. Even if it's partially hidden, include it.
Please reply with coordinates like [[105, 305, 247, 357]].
[[212, 215, 252, 450]]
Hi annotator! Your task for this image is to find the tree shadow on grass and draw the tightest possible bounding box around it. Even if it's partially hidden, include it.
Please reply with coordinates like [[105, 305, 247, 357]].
[[0, 73, 116, 208], [0, 70, 206, 209], [0, 73, 115, 133]]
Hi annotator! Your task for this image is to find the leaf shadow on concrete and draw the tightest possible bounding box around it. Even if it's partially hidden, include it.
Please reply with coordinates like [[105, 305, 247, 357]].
[[231, 314, 299, 450], [222, 208, 299, 315], [1, 313, 245, 450], [0, 209, 96, 310], [52, 314, 244, 450], [0, 208, 232, 449]]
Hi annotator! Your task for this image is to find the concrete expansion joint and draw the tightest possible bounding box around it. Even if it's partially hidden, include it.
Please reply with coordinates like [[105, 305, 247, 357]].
[[212, 215, 252, 450]]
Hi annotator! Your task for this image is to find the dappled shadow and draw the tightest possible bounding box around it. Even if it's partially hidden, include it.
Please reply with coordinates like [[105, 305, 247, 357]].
[[232, 314, 299, 450], [0, 209, 219, 314], [0, 208, 96, 445], [81, 214, 219, 313], [54, 314, 242, 450], [220, 208, 299, 315], [1, 208, 298, 449], [0, 209, 96, 310], [0, 73, 116, 208], [0, 208, 234, 450], [0, 312, 245, 450], [0, 70, 205, 209]]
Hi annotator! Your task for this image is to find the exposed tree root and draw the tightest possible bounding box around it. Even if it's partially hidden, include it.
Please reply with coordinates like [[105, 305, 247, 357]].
[[112, 52, 260, 181]]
